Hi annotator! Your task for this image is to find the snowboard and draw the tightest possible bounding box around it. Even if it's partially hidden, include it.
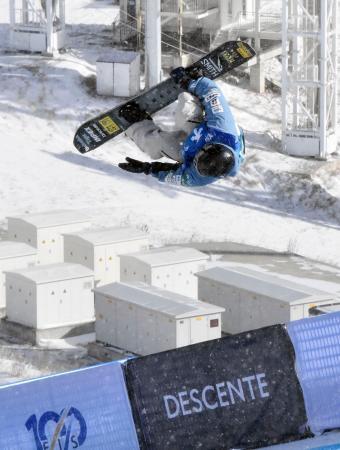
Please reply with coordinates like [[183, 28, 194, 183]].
[[73, 40, 256, 154]]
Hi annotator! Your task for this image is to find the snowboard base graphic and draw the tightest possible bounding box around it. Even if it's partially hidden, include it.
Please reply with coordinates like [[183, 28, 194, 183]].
[[73, 41, 256, 154]]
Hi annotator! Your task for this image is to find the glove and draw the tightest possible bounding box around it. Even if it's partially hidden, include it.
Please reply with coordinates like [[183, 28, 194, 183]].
[[118, 158, 181, 175], [170, 66, 204, 90], [119, 101, 151, 123], [149, 161, 181, 174], [118, 157, 151, 174]]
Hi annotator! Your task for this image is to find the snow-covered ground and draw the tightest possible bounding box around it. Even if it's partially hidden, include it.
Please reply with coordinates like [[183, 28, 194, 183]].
[[0, 0, 340, 382], [0, 331, 100, 385]]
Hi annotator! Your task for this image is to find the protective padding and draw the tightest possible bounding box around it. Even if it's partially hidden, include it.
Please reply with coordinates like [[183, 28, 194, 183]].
[[0, 361, 139, 449], [287, 312, 340, 435], [126, 325, 308, 450]]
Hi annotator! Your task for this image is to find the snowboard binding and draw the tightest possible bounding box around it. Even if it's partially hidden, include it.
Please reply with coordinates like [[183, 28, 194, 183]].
[[170, 66, 204, 89], [119, 101, 151, 123]]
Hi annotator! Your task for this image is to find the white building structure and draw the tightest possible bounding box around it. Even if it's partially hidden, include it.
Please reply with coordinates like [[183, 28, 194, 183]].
[[197, 266, 337, 334], [94, 282, 224, 355], [96, 51, 141, 96], [7, 210, 91, 265], [0, 242, 37, 317], [120, 246, 209, 298], [64, 227, 149, 286], [5, 263, 95, 344], [9, 0, 65, 54], [282, 0, 338, 158]]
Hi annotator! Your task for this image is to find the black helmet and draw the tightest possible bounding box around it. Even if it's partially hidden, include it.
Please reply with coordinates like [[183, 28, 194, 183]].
[[194, 144, 235, 177]]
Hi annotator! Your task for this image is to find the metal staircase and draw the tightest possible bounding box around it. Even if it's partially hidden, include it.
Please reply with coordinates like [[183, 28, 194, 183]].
[[113, 0, 218, 47], [210, 15, 241, 49]]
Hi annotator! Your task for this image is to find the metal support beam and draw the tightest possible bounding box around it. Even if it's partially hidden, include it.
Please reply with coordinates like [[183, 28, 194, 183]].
[[145, 0, 162, 88], [45, 0, 53, 54], [319, 0, 327, 157], [22, 0, 28, 24], [218, 0, 230, 29], [281, 1, 288, 143], [10, 0, 15, 25], [254, 0, 261, 52], [282, 0, 338, 158], [178, 0, 183, 62]]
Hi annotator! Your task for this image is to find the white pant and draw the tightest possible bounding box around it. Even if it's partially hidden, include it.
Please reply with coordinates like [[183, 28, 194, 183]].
[[125, 92, 203, 162]]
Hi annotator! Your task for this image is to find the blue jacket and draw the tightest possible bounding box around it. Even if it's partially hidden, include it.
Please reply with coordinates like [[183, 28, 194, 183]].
[[153, 77, 245, 187]]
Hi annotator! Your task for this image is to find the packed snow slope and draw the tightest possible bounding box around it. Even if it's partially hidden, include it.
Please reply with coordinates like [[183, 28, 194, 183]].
[[1, 0, 340, 267]]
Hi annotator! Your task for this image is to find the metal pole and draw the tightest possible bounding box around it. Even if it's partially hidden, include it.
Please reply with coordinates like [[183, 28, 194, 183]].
[[145, 0, 161, 88], [61, 0, 65, 28], [292, 0, 298, 128], [178, 0, 183, 64], [281, 0, 288, 152], [10, 0, 15, 26], [136, 0, 141, 50], [319, 0, 327, 158], [218, 0, 229, 29], [22, 0, 28, 24], [254, 0, 261, 51], [46, 0, 53, 54], [331, 0, 337, 135]]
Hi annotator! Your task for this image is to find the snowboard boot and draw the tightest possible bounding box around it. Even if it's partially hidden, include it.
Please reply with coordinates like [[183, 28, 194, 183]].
[[119, 101, 152, 123]]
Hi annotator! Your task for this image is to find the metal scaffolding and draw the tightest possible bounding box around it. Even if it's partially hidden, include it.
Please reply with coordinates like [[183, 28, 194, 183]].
[[113, 0, 282, 92], [282, 0, 338, 158], [9, 0, 65, 54]]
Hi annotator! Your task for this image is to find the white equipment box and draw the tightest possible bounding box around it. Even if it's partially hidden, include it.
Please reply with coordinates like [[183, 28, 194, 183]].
[[64, 227, 149, 286], [120, 246, 209, 298], [7, 210, 91, 264], [10, 29, 65, 53], [96, 50, 140, 97], [5, 263, 95, 339], [0, 242, 37, 316], [94, 282, 224, 355], [197, 266, 337, 334]]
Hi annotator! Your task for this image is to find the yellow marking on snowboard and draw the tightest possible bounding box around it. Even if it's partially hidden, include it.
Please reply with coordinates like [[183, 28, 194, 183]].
[[99, 116, 120, 135], [236, 42, 252, 59]]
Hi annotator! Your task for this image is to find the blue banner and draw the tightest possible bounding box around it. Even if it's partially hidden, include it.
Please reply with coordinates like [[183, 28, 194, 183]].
[[287, 312, 340, 435], [0, 362, 139, 450]]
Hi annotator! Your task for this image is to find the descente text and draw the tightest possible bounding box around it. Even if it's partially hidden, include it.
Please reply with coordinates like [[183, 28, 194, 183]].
[[163, 372, 270, 419]]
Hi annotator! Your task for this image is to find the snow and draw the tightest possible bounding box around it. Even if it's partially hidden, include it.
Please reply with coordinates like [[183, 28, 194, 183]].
[[0, 332, 98, 385], [0, 0, 340, 382]]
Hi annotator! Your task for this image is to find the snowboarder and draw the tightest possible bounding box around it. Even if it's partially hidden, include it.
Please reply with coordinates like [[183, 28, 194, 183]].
[[118, 67, 245, 187]]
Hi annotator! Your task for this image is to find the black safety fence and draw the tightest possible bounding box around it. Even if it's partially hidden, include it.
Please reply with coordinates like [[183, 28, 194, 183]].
[[125, 324, 309, 450]]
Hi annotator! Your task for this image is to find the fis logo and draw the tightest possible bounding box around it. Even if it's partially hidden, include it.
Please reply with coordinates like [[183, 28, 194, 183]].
[[25, 407, 87, 450]]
